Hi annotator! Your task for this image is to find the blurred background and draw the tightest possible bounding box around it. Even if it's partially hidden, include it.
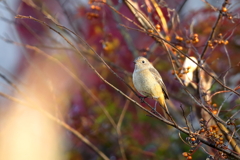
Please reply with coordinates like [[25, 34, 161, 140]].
[[0, 0, 240, 160]]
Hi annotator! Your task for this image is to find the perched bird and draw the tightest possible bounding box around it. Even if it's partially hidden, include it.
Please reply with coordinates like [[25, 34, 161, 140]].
[[132, 56, 169, 115]]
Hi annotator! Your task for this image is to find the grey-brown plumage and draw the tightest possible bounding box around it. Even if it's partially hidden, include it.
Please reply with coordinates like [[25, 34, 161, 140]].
[[148, 67, 169, 99]]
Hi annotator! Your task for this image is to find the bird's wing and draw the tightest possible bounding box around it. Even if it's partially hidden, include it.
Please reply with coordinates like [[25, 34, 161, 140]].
[[149, 68, 169, 99]]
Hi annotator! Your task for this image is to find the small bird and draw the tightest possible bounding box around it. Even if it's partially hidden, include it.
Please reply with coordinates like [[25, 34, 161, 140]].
[[132, 56, 170, 115]]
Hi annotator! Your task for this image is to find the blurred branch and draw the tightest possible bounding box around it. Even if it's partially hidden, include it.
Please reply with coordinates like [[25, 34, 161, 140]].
[[107, 0, 138, 58], [34, 44, 132, 76], [2, 1, 44, 43], [222, 45, 231, 93], [180, 105, 191, 134], [22, 0, 59, 24], [56, 0, 80, 34], [117, 92, 132, 129], [124, 0, 153, 30], [105, 2, 145, 30], [177, 0, 188, 14], [0, 73, 20, 92], [116, 92, 133, 160]]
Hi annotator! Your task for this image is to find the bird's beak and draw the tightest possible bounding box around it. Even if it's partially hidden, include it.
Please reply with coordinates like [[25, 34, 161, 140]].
[[133, 61, 136, 64]]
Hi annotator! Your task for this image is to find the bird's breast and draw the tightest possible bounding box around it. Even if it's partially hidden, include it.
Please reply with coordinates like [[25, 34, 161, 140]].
[[133, 69, 158, 97]]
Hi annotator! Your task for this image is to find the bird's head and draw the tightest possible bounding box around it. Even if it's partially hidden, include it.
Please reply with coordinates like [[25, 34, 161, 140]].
[[133, 56, 152, 71]]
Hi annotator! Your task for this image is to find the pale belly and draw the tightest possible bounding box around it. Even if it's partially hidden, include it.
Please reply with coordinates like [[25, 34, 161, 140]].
[[133, 70, 161, 98]]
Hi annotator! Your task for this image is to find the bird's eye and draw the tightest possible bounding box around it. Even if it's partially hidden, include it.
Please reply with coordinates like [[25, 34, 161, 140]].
[[142, 61, 145, 63]]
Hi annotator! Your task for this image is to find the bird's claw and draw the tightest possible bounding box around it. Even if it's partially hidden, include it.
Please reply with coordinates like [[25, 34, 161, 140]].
[[139, 96, 147, 103], [151, 108, 157, 113]]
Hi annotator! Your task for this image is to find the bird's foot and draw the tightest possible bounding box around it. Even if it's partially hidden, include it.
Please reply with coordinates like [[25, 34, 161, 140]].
[[151, 102, 157, 113], [151, 108, 157, 114], [139, 96, 147, 103]]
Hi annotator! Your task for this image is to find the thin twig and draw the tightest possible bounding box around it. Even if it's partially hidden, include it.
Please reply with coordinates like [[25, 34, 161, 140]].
[[116, 92, 133, 160], [200, 2, 223, 59]]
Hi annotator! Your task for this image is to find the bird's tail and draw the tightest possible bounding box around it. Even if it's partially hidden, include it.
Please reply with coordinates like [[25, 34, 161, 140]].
[[157, 97, 170, 119]]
